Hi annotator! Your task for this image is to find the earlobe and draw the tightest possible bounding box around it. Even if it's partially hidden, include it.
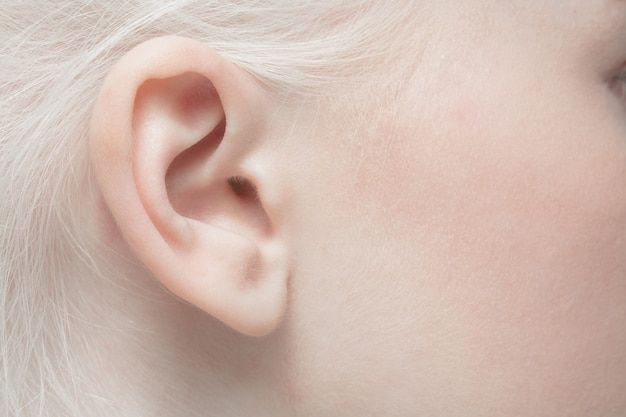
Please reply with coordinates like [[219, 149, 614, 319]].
[[89, 36, 288, 337]]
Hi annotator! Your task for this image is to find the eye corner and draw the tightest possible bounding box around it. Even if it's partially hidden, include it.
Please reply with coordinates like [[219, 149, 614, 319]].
[[608, 62, 626, 102]]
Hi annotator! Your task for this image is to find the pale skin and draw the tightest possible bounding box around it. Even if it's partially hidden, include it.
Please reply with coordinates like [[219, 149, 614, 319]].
[[84, 1, 625, 416]]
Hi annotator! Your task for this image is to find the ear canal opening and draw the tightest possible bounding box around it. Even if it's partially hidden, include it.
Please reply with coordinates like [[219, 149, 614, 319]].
[[226, 175, 272, 237], [164, 119, 272, 240], [228, 176, 259, 201]]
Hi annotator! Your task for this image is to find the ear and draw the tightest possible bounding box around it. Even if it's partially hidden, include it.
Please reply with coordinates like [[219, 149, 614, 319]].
[[89, 36, 289, 337]]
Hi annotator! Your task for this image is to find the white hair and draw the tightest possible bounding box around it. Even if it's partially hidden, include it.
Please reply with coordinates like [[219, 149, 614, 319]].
[[0, 1, 420, 415]]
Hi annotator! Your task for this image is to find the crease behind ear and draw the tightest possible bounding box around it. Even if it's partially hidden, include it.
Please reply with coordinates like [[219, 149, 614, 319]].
[[89, 36, 288, 337]]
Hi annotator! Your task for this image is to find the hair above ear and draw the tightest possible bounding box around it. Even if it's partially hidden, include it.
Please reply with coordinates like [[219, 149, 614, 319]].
[[89, 36, 289, 337]]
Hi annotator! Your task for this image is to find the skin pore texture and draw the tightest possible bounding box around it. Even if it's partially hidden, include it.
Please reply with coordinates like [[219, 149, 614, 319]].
[[280, 2, 626, 415], [9, 0, 626, 416]]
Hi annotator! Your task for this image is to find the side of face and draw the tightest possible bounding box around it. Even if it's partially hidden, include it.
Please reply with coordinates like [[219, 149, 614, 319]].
[[275, 1, 626, 415]]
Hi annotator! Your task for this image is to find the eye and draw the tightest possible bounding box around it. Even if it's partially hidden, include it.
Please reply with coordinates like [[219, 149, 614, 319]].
[[611, 64, 626, 105]]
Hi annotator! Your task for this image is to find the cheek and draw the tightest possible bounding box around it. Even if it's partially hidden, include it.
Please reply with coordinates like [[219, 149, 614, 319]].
[[282, 71, 626, 414], [393, 86, 626, 409]]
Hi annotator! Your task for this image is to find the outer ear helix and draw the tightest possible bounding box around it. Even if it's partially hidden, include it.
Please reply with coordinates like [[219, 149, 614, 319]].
[[89, 36, 289, 337], [132, 72, 225, 247]]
